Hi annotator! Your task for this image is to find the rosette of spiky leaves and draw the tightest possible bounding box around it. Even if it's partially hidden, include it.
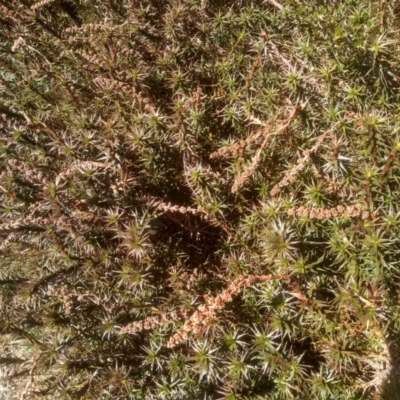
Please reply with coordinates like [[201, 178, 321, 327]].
[[1, 0, 400, 399]]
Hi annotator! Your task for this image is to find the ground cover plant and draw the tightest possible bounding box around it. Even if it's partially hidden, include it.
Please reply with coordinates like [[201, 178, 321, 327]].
[[0, 0, 400, 398]]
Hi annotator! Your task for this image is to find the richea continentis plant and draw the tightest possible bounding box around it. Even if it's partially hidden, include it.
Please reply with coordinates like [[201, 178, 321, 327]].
[[1, 0, 400, 399]]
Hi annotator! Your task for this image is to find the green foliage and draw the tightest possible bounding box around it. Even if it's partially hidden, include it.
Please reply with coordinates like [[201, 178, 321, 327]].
[[0, 0, 400, 398]]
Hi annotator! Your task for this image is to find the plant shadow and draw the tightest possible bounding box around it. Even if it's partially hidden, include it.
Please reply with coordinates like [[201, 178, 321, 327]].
[[381, 335, 400, 400]]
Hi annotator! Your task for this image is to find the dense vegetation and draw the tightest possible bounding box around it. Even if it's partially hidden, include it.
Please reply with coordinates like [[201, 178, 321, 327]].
[[1, 0, 400, 398]]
